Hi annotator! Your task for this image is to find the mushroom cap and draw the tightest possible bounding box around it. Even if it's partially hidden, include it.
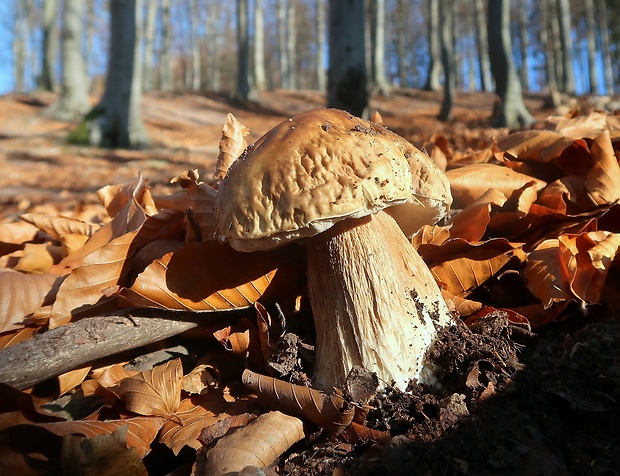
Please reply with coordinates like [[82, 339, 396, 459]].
[[215, 108, 452, 251]]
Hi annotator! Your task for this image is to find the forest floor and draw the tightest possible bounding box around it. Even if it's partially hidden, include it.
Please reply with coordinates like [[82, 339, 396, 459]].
[[0, 89, 619, 475]]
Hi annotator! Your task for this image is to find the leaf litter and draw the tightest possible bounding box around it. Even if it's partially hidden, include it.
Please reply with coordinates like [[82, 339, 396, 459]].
[[0, 90, 619, 474]]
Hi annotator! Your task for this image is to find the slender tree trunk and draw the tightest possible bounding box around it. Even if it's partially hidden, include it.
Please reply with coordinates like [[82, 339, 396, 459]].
[[596, 0, 614, 94], [277, 0, 289, 88], [254, 0, 267, 91], [518, 0, 530, 91], [235, 0, 256, 101], [84, 0, 96, 92], [142, 0, 157, 91], [88, 0, 149, 148], [160, 0, 172, 91], [487, 0, 534, 128], [548, 0, 563, 91], [539, 0, 556, 89], [39, 0, 58, 91], [438, 0, 454, 121], [556, 0, 575, 94], [395, 0, 408, 87], [473, 0, 492, 91], [425, 0, 441, 91], [205, 1, 221, 92], [315, 0, 327, 91], [583, 0, 597, 94], [13, 1, 29, 92], [369, 0, 391, 95], [190, 0, 201, 91], [286, 0, 297, 89], [327, 0, 367, 117], [47, 0, 90, 120]]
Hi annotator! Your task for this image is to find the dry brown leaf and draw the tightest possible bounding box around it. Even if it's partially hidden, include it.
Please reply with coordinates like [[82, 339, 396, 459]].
[[20, 213, 100, 241], [116, 241, 278, 312], [0, 269, 61, 333], [242, 369, 355, 435], [501, 181, 539, 216], [11, 243, 55, 274], [418, 238, 526, 298], [583, 130, 620, 207], [0, 221, 40, 248], [411, 224, 451, 248], [545, 112, 609, 139], [522, 240, 572, 309], [171, 169, 217, 242], [496, 130, 583, 162], [201, 411, 305, 476], [158, 392, 257, 454], [58, 365, 92, 397], [36, 417, 164, 458], [441, 289, 484, 316], [449, 203, 492, 242], [182, 364, 219, 395], [116, 358, 183, 419], [214, 113, 250, 183], [60, 233, 91, 256], [446, 163, 546, 208], [0, 326, 39, 349], [339, 421, 392, 445]]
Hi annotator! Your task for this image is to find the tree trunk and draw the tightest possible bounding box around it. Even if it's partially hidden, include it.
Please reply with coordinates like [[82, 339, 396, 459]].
[[142, 0, 157, 91], [327, 0, 368, 117], [277, 0, 289, 88], [38, 0, 58, 91], [84, 0, 96, 92], [539, 0, 556, 89], [47, 0, 90, 120], [315, 0, 327, 91], [160, 0, 172, 91], [205, 1, 222, 92], [487, 0, 534, 128], [369, 0, 391, 95], [253, 0, 267, 91], [584, 0, 597, 94], [395, 0, 408, 88], [596, 0, 614, 94], [190, 0, 201, 91], [13, 1, 30, 92], [425, 0, 441, 91], [473, 0, 492, 91], [286, 0, 297, 89], [438, 0, 454, 121], [88, 0, 149, 148], [235, 0, 256, 101], [518, 0, 530, 91], [556, 0, 575, 94]]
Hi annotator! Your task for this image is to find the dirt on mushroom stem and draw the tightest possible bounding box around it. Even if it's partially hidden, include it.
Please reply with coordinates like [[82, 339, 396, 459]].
[[306, 209, 454, 392]]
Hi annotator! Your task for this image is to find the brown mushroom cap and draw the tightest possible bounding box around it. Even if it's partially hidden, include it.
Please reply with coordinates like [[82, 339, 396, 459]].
[[216, 108, 451, 251]]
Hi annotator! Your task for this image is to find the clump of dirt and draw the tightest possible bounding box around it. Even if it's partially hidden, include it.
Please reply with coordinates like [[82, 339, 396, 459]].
[[277, 313, 620, 475]]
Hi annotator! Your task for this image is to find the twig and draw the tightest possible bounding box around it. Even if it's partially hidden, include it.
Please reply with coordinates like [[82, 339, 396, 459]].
[[0, 311, 223, 390]]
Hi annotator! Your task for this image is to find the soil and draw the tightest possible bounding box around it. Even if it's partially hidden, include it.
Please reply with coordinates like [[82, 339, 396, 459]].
[[1, 89, 619, 475]]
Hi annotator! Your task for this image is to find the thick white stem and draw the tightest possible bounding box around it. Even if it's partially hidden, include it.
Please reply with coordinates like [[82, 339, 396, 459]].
[[307, 210, 453, 391]]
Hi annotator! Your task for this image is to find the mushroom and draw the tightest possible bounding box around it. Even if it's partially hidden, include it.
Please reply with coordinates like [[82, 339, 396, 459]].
[[215, 108, 454, 391]]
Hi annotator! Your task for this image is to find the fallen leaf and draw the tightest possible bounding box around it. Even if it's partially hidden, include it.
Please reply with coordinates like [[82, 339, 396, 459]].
[[213, 113, 250, 183]]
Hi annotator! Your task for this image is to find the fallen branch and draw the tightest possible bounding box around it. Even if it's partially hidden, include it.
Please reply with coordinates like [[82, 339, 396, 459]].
[[0, 311, 222, 390]]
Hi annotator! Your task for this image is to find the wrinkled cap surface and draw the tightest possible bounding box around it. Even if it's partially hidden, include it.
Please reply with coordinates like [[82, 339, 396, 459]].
[[215, 108, 452, 251]]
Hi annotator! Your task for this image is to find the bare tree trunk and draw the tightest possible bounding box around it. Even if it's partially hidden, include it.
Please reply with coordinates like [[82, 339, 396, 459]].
[[327, 0, 367, 117], [88, 0, 149, 148], [584, 0, 597, 94], [518, 0, 530, 91], [47, 0, 90, 120], [487, 0, 534, 128], [205, 1, 221, 92], [277, 0, 289, 88], [160, 0, 172, 91], [438, 0, 454, 121], [369, 0, 391, 95], [286, 0, 297, 89], [473, 0, 492, 91], [235, 0, 256, 101], [254, 0, 267, 91], [395, 0, 408, 88], [190, 0, 201, 91], [38, 0, 58, 91], [556, 0, 575, 94], [539, 0, 556, 89], [596, 0, 614, 94], [142, 0, 157, 91], [84, 0, 96, 92], [315, 0, 327, 91], [13, 1, 29, 92], [425, 0, 441, 91], [548, 0, 563, 91]]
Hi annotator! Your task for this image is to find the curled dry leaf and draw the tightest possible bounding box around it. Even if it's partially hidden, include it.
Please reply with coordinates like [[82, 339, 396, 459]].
[[20, 213, 100, 242], [116, 241, 278, 312], [446, 163, 546, 208], [418, 238, 526, 298], [0, 269, 60, 333], [214, 113, 250, 183], [411, 224, 451, 248], [57, 365, 91, 397], [339, 421, 391, 445], [583, 130, 620, 208], [242, 369, 355, 435], [12, 243, 55, 274], [115, 358, 183, 419], [171, 169, 217, 242], [202, 411, 305, 476]]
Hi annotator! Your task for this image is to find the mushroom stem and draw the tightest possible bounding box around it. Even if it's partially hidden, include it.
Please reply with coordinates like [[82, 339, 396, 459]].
[[307, 210, 453, 391]]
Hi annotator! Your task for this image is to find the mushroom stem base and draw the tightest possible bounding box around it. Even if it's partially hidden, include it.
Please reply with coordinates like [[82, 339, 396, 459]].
[[307, 210, 453, 391]]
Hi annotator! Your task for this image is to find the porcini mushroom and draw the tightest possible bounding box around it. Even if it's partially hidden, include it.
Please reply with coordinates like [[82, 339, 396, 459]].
[[215, 108, 454, 391]]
